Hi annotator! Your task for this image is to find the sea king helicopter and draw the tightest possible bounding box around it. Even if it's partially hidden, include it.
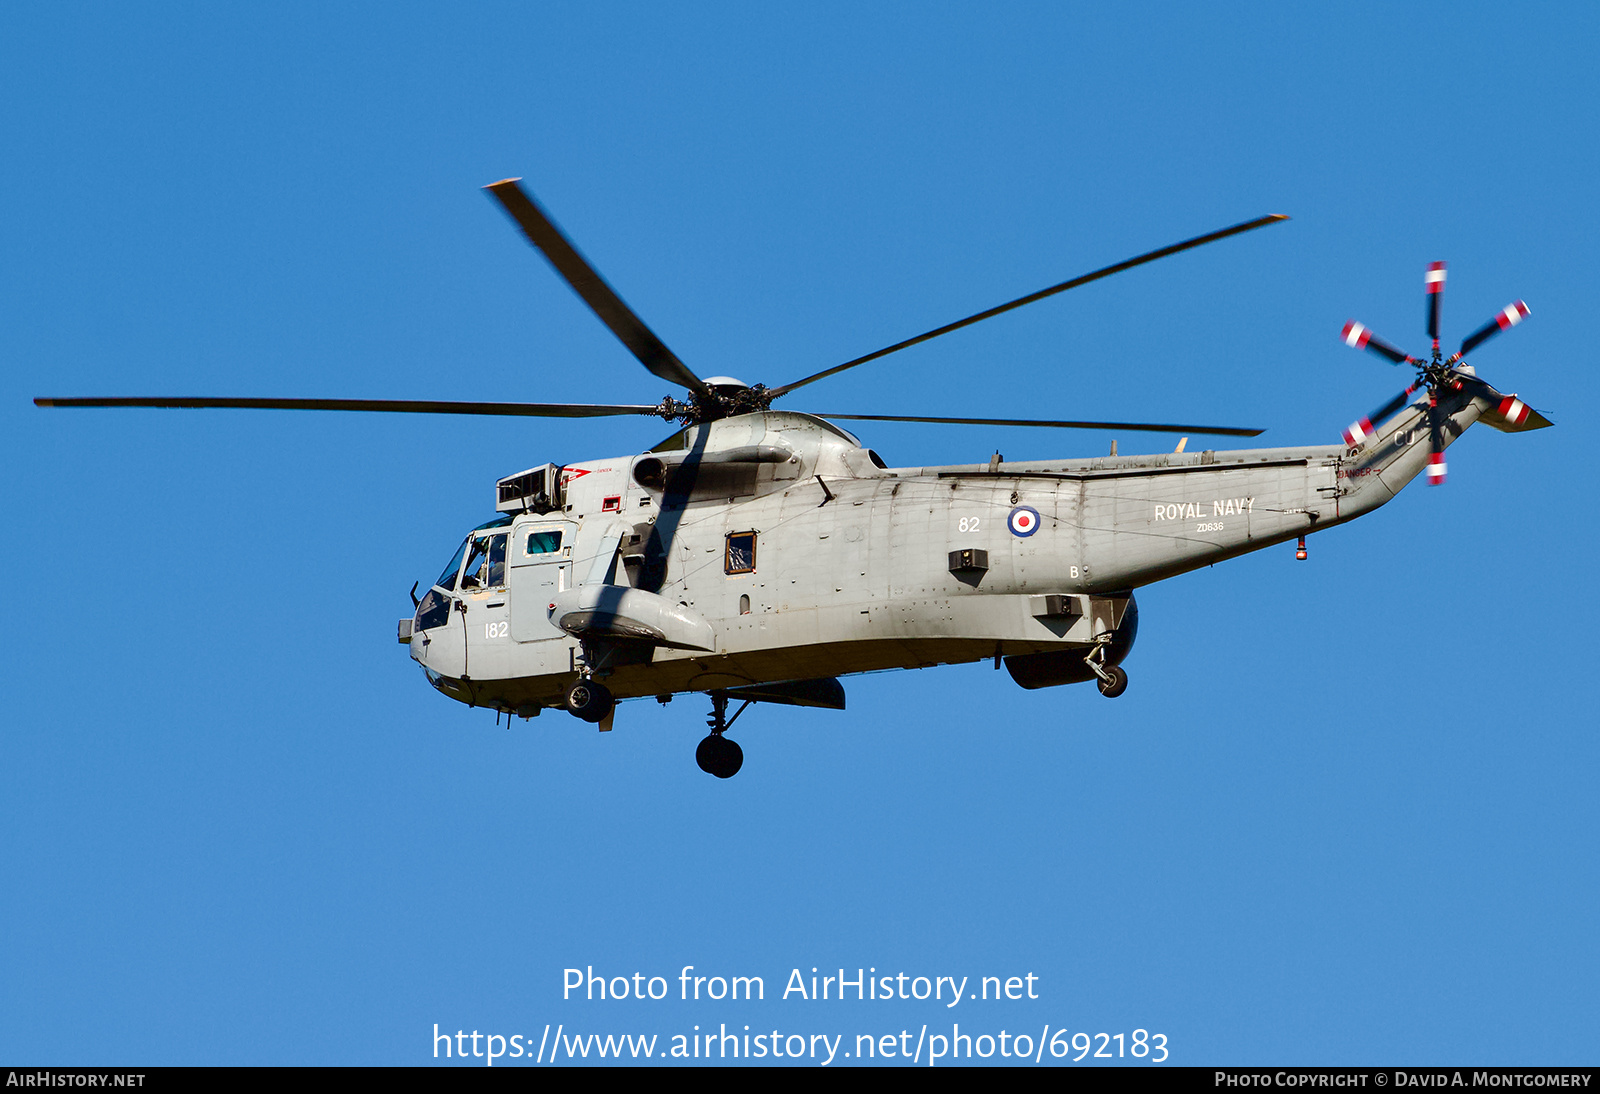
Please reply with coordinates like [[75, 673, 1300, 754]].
[[36, 179, 1550, 777]]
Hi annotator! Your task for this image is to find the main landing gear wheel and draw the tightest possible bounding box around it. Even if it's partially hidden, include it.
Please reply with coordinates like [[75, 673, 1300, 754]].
[[1097, 665, 1129, 698], [696, 734, 744, 779], [696, 691, 748, 778], [565, 678, 614, 723]]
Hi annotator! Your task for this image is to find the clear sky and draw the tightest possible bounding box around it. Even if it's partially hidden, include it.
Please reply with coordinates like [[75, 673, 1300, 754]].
[[3, 1, 1595, 1067]]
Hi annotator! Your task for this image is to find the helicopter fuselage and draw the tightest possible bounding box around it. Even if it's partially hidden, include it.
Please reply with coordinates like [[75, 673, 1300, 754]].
[[407, 390, 1492, 716]]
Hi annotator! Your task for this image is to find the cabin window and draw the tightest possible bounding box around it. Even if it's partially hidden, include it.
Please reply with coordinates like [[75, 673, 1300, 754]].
[[739, 594, 751, 615], [524, 529, 563, 557], [725, 531, 757, 575]]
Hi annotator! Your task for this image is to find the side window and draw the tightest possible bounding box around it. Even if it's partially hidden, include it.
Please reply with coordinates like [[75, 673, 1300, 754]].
[[725, 531, 757, 575], [524, 529, 563, 558]]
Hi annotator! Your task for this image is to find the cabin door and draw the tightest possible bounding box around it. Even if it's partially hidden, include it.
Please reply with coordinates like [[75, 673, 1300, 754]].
[[508, 520, 576, 642]]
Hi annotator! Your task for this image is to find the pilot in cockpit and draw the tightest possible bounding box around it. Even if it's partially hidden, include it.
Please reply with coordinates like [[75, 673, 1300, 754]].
[[459, 537, 490, 589]]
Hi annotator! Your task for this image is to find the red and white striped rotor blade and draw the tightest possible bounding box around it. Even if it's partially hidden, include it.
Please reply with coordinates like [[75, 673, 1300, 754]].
[[1340, 320, 1414, 365], [1341, 382, 1421, 447], [1425, 261, 1446, 344], [1458, 300, 1531, 357], [1425, 393, 1447, 486], [1426, 449, 1448, 485]]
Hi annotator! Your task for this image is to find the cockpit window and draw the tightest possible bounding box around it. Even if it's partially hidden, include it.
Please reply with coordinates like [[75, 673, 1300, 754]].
[[487, 534, 508, 587], [461, 532, 510, 590], [414, 587, 452, 631], [436, 536, 470, 591], [461, 538, 488, 588], [524, 529, 563, 557]]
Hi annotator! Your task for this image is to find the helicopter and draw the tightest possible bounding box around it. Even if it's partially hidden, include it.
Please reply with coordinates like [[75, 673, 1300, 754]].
[[36, 179, 1550, 778]]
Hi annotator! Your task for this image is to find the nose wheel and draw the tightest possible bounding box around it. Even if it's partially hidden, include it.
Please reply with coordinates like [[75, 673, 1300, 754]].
[[696, 692, 749, 778]]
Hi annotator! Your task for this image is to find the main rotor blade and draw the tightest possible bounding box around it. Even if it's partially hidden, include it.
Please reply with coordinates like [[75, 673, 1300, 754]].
[[34, 396, 666, 418], [484, 178, 712, 399], [1458, 300, 1531, 357], [768, 213, 1289, 398], [810, 412, 1263, 437]]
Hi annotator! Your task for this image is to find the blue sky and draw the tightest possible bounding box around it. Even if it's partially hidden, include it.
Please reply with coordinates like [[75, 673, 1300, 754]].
[[3, 2, 1595, 1066]]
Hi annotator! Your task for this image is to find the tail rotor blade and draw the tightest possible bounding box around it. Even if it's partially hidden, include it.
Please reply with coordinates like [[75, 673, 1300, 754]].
[[1458, 300, 1531, 357], [1341, 382, 1421, 446], [1425, 392, 1447, 485], [1425, 261, 1446, 345], [1341, 320, 1415, 365]]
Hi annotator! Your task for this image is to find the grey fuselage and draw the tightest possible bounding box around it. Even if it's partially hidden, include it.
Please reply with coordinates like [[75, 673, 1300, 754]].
[[409, 383, 1495, 712]]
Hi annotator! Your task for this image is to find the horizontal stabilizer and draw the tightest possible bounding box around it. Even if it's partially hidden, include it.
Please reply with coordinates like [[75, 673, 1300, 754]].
[[1478, 393, 1553, 433]]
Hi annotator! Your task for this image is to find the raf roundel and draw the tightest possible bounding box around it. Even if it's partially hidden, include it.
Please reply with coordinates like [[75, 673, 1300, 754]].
[[1008, 506, 1041, 537]]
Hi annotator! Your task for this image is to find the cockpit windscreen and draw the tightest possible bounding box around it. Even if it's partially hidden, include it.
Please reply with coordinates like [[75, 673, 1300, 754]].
[[435, 536, 470, 591]]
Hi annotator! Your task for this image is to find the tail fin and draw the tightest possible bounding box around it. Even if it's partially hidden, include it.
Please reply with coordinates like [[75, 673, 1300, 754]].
[[1335, 374, 1550, 508]]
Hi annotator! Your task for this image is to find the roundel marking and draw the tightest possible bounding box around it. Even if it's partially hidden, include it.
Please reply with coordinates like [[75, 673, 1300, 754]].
[[1008, 506, 1040, 537]]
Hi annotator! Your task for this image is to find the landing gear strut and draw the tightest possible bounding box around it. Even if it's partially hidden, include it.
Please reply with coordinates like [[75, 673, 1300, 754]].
[[1084, 634, 1130, 698], [565, 640, 618, 724], [696, 692, 748, 778]]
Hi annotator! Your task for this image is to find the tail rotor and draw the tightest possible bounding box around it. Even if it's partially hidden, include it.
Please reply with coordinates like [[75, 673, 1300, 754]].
[[1338, 262, 1534, 484]]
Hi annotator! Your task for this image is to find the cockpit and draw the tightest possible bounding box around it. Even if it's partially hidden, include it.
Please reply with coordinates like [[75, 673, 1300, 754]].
[[412, 516, 567, 634]]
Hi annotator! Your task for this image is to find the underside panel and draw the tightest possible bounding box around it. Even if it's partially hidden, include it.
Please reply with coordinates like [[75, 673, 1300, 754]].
[[445, 631, 1097, 712]]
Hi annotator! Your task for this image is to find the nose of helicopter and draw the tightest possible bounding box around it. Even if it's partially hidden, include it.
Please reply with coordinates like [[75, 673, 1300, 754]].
[[408, 626, 466, 701]]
